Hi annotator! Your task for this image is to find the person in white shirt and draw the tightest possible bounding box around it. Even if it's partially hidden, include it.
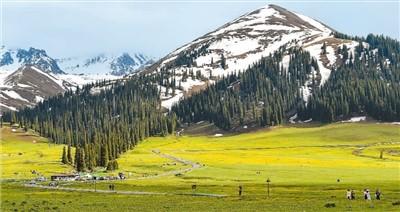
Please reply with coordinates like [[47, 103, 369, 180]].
[[346, 189, 351, 200], [366, 189, 371, 200]]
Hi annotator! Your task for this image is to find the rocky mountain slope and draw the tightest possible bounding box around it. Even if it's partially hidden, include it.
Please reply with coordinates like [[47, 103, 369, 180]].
[[0, 65, 71, 111]]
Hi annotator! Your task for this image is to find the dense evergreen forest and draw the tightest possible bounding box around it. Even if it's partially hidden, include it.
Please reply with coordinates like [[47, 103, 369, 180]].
[[5, 78, 177, 171], [3, 34, 399, 172], [173, 34, 400, 127], [171, 46, 318, 130], [298, 34, 400, 121]]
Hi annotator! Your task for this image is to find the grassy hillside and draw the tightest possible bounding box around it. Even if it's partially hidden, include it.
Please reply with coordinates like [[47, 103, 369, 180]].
[[1, 123, 399, 211], [0, 126, 73, 179]]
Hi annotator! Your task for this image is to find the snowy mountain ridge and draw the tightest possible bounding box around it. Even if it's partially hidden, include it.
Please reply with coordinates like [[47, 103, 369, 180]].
[[58, 52, 153, 76], [0, 46, 64, 74]]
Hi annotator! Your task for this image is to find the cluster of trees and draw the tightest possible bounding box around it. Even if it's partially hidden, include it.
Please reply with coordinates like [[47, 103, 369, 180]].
[[299, 34, 400, 122], [166, 43, 210, 68], [61, 145, 73, 165], [172, 46, 319, 129], [6, 77, 178, 172]]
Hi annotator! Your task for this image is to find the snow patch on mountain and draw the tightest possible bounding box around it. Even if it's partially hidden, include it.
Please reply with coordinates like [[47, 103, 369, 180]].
[[326, 46, 337, 66], [2, 90, 30, 102], [280, 55, 291, 74], [342, 116, 367, 123], [57, 73, 121, 87], [292, 11, 331, 33], [305, 42, 331, 85], [180, 78, 206, 92], [35, 96, 44, 103], [0, 102, 17, 111], [161, 89, 184, 109]]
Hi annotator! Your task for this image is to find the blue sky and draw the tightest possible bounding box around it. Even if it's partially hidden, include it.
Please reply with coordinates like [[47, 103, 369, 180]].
[[2, 0, 399, 58]]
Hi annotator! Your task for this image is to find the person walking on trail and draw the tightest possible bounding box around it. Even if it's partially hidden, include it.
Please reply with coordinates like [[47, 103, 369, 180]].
[[109, 184, 112, 191], [351, 189, 356, 200], [346, 189, 351, 200], [375, 189, 381, 200], [238, 185, 243, 196]]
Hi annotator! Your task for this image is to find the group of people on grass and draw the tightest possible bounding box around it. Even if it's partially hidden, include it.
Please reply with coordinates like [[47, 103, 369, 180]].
[[346, 189, 381, 200]]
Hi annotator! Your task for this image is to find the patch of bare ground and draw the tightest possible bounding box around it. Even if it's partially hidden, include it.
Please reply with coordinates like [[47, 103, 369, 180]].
[[305, 37, 355, 69], [181, 120, 279, 137], [183, 81, 211, 97], [182, 121, 227, 136]]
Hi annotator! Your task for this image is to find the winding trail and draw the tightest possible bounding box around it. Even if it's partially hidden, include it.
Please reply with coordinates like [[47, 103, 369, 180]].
[[23, 150, 225, 197], [131, 149, 202, 180]]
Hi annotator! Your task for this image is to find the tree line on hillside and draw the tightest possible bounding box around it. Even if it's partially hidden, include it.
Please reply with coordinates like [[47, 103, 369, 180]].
[[4, 78, 177, 172], [298, 34, 400, 121]]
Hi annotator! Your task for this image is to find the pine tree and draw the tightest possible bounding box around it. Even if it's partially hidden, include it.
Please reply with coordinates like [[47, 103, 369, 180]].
[[75, 147, 86, 172], [321, 42, 327, 54], [75, 146, 80, 169], [61, 146, 68, 164], [106, 160, 119, 171], [100, 145, 109, 167], [77, 148, 86, 172], [67, 145, 73, 164], [221, 54, 226, 69]]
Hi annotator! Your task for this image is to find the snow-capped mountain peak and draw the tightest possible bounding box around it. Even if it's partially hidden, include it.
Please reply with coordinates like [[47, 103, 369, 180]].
[[152, 4, 335, 76], [144, 4, 357, 109], [1, 47, 64, 74], [211, 4, 331, 37]]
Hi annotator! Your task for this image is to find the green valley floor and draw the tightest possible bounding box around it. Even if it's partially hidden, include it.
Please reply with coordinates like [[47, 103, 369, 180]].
[[1, 123, 399, 211]]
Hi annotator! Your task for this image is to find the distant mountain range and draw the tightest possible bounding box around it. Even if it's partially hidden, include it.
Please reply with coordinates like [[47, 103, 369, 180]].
[[0, 46, 154, 111], [57, 52, 154, 76], [1, 46, 154, 76]]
